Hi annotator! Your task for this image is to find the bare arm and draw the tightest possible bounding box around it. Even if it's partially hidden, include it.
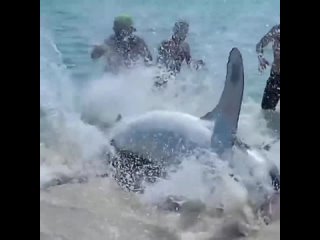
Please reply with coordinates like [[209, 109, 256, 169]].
[[138, 38, 153, 64], [183, 42, 205, 70], [256, 24, 280, 55], [182, 42, 191, 65], [91, 45, 107, 59], [256, 24, 279, 72], [157, 41, 169, 65]]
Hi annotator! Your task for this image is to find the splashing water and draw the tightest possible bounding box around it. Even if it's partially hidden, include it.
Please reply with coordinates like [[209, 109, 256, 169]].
[[40, 0, 280, 239]]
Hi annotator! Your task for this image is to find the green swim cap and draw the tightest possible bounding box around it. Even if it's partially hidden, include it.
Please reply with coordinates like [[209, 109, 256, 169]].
[[113, 15, 135, 32]]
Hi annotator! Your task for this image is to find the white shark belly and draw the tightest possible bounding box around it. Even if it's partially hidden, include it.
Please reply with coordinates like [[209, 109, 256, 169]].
[[111, 111, 212, 162]]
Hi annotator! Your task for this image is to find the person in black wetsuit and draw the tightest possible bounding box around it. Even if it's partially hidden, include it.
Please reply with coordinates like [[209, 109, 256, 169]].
[[91, 15, 153, 73], [157, 21, 205, 76], [256, 24, 280, 110]]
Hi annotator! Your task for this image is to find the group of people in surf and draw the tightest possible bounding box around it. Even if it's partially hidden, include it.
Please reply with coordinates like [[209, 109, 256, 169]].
[[41, 16, 281, 219], [91, 15, 280, 111]]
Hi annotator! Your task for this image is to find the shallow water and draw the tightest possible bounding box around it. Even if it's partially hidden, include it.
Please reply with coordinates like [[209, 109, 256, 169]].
[[40, 0, 280, 239]]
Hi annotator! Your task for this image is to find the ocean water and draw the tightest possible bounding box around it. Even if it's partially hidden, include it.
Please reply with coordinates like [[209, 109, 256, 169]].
[[40, 0, 280, 239]]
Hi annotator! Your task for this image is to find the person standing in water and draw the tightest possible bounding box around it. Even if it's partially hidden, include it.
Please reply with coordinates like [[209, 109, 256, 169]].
[[91, 15, 153, 73], [157, 20, 205, 76], [256, 24, 280, 111]]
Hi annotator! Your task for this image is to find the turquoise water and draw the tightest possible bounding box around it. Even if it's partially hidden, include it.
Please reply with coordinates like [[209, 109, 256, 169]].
[[40, 2, 280, 238], [41, 0, 279, 98], [40, 0, 280, 174], [40, 0, 280, 179]]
